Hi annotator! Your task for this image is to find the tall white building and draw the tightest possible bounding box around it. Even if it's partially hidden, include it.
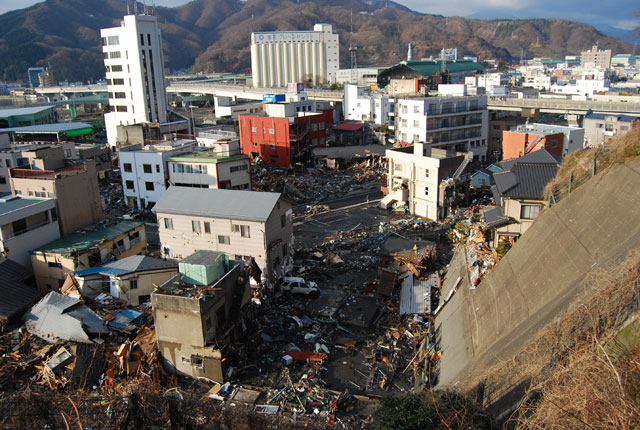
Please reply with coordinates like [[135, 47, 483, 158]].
[[101, 14, 168, 147], [250, 24, 339, 88]]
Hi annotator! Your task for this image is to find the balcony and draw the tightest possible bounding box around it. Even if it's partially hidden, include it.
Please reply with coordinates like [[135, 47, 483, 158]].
[[11, 164, 87, 180], [3, 219, 53, 240]]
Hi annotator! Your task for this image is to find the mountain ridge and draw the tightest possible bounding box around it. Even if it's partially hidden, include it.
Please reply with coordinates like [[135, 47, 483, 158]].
[[0, 0, 635, 82]]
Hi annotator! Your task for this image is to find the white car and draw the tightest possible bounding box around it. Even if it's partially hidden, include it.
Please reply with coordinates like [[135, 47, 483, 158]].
[[280, 277, 319, 295]]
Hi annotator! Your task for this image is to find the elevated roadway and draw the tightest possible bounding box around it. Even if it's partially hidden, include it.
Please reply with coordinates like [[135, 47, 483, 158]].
[[488, 96, 640, 115]]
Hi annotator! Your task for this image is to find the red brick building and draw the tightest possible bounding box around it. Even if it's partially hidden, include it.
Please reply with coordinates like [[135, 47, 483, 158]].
[[501, 130, 564, 160], [239, 113, 328, 168]]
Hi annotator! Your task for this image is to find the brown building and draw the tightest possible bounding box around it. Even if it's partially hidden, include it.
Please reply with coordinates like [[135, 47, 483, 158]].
[[488, 111, 528, 161], [76, 144, 113, 179], [10, 145, 103, 236]]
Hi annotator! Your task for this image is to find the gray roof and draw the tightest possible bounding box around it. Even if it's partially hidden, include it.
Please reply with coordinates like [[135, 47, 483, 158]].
[[585, 112, 640, 122], [494, 163, 558, 200], [0, 105, 55, 117], [181, 250, 225, 266], [483, 206, 512, 228], [0, 196, 54, 217], [312, 144, 387, 159], [153, 186, 282, 222], [104, 255, 177, 274], [24, 292, 109, 344], [0, 258, 38, 321], [495, 149, 561, 171]]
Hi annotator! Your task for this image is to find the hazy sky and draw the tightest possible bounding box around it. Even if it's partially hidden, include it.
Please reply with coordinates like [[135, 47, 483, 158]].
[[1, 0, 638, 31]]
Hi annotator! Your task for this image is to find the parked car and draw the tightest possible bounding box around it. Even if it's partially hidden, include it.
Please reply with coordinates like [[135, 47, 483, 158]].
[[280, 277, 319, 295]]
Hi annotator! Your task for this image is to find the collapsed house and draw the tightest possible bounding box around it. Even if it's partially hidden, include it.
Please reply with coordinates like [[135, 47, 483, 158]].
[[23, 292, 109, 344], [69, 255, 178, 305], [152, 251, 251, 383]]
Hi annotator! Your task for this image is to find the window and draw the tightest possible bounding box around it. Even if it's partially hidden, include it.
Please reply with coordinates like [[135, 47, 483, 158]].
[[0, 160, 3, 167], [520, 205, 541, 220], [109, 51, 121, 59], [413, 134, 420, 142], [145, 182, 154, 191], [395, 163, 403, 172], [47, 261, 62, 269], [116, 106, 128, 112], [129, 279, 138, 290], [147, 34, 151, 46], [143, 164, 152, 173], [319, 122, 325, 129], [268, 128, 274, 134], [281, 214, 286, 227], [156, 164, 160, 173], [123, 163, 132, 172], [492, 124, 501, 130], [233, 224, 250, 238], [413, 120, 420, 128], [5, 160, 9, 168], [204, 222, 211, 234], [140, 33, 145, 45], [112, 78, 124, 85], [425, 187, 429, 196], [270, 144, 276, 149], [425, 169, 429, 178], [230, 164, 248, 173], [111, 64, 123, 72], [414, 105, 420, 113], [125, 180, 134, 190], [251, 127, 257, 132], [0, 176, 5, 185], [108, 35, 119, 45], [164, 218, 173, 230], [218, 235, 230, 245], [192, 220, 201, 234], [113, 92, 126, 99]]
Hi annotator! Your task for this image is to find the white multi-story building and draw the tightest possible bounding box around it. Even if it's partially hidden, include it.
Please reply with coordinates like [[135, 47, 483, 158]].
[[382, 143, 470, 220], [393, 95, 489, 161], [118, 139, 197, 210], [550, 79, 611, 96], [250, 24, 339, 88], [335, 67, 383, 85], [343, 84, 392, 125], [168, 150, 251, 191], [101, 13, 168, 147]]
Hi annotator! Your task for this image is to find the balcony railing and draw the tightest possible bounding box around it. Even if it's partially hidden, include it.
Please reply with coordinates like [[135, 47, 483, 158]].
[[11, 164, 86, 180], [4, 219, 52, 240]]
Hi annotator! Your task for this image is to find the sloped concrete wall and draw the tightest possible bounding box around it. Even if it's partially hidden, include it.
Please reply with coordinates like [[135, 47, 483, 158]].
[[437, 158, 640, 387]]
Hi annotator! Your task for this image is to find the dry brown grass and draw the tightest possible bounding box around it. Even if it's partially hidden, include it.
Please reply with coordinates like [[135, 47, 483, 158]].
[[545, 127, 640, 202], [465, 249, 640, 428]]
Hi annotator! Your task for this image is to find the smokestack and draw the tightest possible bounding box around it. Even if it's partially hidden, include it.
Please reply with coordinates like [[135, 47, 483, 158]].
[[407, 43, 413, 61]]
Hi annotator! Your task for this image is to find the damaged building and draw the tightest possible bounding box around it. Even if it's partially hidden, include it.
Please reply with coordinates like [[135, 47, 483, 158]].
[[151, 251, 251, 383]]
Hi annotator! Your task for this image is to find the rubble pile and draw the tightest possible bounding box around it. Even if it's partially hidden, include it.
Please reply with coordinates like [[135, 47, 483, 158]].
[[449, 219, 500, 286], [251, 164, 385, 210]]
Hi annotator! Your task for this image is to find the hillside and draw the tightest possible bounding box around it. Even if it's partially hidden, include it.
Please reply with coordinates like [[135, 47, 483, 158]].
[[435, 129, 640, 419], [0, 0, 635, 82]]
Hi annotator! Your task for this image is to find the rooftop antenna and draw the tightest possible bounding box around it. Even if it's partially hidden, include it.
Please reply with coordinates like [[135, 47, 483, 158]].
[[349, 8, 358, 84], [134, 1, 138, 15], [441, 48, 447, 74], [407, 43, 413, 61], [127, 0, 130, 14]]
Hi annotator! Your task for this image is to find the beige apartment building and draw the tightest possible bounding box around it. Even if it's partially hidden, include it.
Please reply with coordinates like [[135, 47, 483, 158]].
[[10, 145, 103, 236], [153, 187, 293, 283]]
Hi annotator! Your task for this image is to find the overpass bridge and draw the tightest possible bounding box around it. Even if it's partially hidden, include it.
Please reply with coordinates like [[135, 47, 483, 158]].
[[488, 96, 640, 116], [165, 83, 343, 102]]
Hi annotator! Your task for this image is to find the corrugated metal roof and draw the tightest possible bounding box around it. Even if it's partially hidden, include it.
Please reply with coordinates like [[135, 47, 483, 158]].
[[24, 292, 109, 343], [153, 186, 282, 222], [400, 273, 436, 315], [0, 105, 56, 118], [0, 122, 93, 133], [32, 221, 144, 255]]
